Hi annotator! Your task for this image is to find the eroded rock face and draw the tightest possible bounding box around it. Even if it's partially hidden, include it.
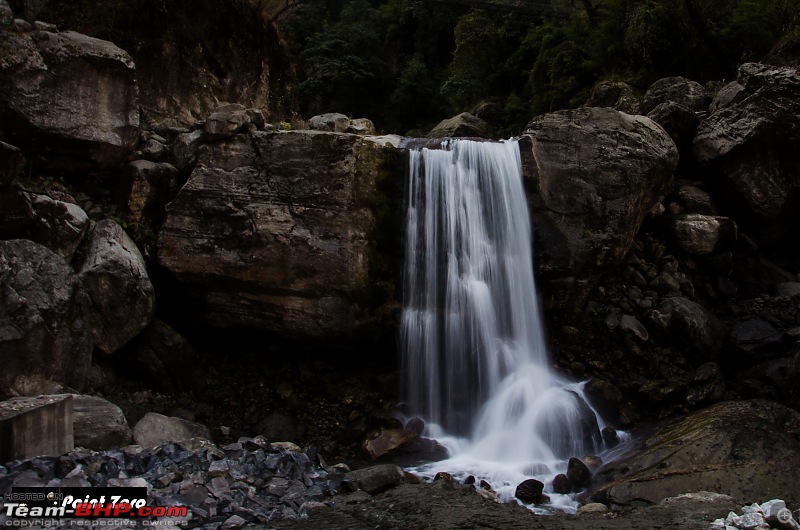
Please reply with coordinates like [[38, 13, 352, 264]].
[[77, 220, 155, 354], [0, 28, 138, 171], [158, 130, 403, 339], [585, 400, 800, 506], [693, 63, 800, 246], [0, 239, 93, 393], [34, 0, 297, 126], [521, 107, 678, 309]]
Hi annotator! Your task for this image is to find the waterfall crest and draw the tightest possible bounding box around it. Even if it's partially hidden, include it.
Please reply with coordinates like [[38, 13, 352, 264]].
[[401, 139, 605, 508]]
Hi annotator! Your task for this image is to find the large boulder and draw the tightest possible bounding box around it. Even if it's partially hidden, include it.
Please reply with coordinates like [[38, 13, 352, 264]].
[[158, 130, 403, 339], [72, 394, 132, 450], [693, 63, 800, 246], [521, 107, 678, 309], [0, 239, 93, 394], [585, 400, 800, 506], [0, 28, 138, 171], [132, 412, 210, 448], [77, 220, 155, 354]]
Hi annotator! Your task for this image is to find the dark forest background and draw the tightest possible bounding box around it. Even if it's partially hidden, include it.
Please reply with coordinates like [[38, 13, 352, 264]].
[[281, 0, 800, 135]]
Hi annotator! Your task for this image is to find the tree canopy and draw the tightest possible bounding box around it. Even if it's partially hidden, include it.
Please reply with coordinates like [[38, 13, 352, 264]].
[[282, 0, 800, 135]]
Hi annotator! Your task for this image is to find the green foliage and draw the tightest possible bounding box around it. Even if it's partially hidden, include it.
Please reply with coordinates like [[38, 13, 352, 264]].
[[283, 0, 799, 135]]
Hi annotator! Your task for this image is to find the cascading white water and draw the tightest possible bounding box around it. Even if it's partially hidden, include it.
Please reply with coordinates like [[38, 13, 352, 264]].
[[401, 139, 607, 510]]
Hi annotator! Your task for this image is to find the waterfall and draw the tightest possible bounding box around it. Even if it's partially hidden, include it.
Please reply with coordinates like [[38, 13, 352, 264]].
[[401, 139, 605, 510]]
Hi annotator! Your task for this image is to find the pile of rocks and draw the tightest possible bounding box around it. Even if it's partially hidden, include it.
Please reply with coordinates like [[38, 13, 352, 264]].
[[709, 499, 800, 530], [0, 437, 413, 528]]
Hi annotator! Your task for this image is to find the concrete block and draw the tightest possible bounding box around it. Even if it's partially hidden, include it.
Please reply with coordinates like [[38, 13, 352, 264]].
[[0, 395, 73, 461]]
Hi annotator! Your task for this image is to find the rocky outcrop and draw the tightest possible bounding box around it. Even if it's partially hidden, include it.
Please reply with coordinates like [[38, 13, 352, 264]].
[[521, 107, 678, 309], [428, 112, 491, 138], [585, 400, 800, 506], [669, 214, 737, 256], [77, 220, 155, 354], [34, 0, 297, 126], [0, 239, 93, 394], [158, 130, 404, 339], [0, 141, 23, 185], [0, 26, 138, 171], [693, 63, 800, 247]]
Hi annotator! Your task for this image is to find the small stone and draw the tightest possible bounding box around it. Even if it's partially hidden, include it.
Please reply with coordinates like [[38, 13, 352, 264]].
[[207, 460, 230, 478], [405, 417, 425, 435], [601, 426, 619, 448], [220, 515, 246, 530], [433, 472, 453, 483], [480, 479, 492, 491], [577, 502, 608, 515], [733, 512, 769, 530]]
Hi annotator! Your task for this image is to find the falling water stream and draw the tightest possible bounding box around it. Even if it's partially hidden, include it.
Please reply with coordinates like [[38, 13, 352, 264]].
[[401, 139, 612, 512]]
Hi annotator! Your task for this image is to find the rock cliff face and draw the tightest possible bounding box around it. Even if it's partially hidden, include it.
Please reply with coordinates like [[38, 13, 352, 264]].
[[521, 107, 679, 309], [29, 0, 297, 126], [694, 63, 800, 247], [158, 131, 404, 339]]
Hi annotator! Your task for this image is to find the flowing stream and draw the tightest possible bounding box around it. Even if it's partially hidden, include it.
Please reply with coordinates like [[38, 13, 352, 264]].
[[401, 139, 610, 511]]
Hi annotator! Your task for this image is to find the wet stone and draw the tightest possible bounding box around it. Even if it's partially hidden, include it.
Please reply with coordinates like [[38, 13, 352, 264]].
[[552, 473, 572, 494], [514, 478, 545, 503]]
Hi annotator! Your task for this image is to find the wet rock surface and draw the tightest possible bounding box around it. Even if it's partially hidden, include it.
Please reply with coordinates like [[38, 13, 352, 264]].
[[584, 400, 800, 507]]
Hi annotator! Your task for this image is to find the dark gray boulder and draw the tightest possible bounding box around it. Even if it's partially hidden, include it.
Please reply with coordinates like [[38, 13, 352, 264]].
[[693, 63, 800, 246], [585, 80, 641, 114], [428, 112, 491, 138], [343, 464, 405, 495], [77, 220, 155, 354], [521, 107, 678, 309], [585, 400, 800, 506], [204, 103, 250, 141], [0, 239, 93, 393], [72, 394, 132, 450], [308, 113, 350, 133], [26, 193, 91, 262], [641, 76, 709, 114], [0, 28, 138, 171], [669, 214, 737, 256], [132, 412, 211, 448]]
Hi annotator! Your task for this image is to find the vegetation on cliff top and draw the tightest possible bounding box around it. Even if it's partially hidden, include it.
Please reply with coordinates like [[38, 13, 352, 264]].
[[283, 0, 800, 135]]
